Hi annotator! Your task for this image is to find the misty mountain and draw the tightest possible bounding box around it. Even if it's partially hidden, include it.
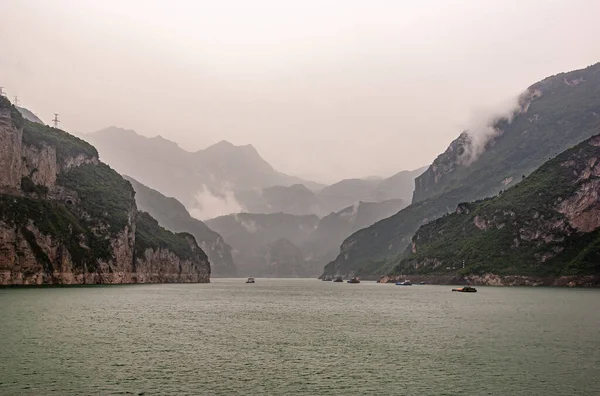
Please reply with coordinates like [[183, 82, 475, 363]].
[[124, 176, 237, 277], [234, 184, 321, 216], [303, 199, 409, 269], [205, 213, 320, 277], [323, 62, 600, 279], [16, 106, 44, 124], [234, 166, 426, 217], [84, 127, 323, 219]]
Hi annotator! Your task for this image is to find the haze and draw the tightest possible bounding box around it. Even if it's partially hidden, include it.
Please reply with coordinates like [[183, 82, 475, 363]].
[[1, 0, 600, 183]]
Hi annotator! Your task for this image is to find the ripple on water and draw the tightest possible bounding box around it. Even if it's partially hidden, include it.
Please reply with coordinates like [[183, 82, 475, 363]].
[[0, 279, 599, 395]]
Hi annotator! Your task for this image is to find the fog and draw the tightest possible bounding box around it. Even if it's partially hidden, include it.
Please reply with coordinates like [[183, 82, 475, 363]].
[[1, 0, 600, 183]]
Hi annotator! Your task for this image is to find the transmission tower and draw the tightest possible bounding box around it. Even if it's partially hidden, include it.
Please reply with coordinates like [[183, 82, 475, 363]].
[[0, 87, 4, 97], [13, 96, 19, 106], [53, 113, 60, 128]]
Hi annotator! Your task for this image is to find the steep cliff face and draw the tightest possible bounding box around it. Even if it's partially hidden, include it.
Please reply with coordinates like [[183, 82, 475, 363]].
[[390, 135, 600, 286], [125, 176, 235, 277], [134, 213, 210, 283], [0, 97, 210, 285], [323, 62, 600, 278]]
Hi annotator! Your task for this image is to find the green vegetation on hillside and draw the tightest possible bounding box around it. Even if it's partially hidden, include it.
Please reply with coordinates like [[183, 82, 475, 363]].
[[323, 62, 600, 278], [57, 163, 135, 236], [135, 211, 197, 261], [392, 135, 600, 277], [22, 119, 97, 162], [0, 195, 111, 271]]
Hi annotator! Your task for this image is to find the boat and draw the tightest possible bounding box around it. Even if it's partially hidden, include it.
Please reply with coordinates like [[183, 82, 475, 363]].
[[333, 276, 343, 283], [419, 281, 426, 285], [347, 277, 360, 283], [395, 280, 412, 286], [452, 286, 477, 292], [245, 277, 255, 284], [322, 276, 333, 281]]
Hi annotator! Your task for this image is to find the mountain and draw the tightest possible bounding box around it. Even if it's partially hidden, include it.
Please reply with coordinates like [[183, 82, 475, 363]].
[[205, 213, 320, 277], [323, 62, 600, 279], [16, 106, 44, 124], [124, 176, 237, 277], [386, 134, 600, 286], [263, 239, 314, 277], [234, 166, 426, 217], [0, 97, 210, 285], [84, 128, 322, 218], [376, 167, 428, 202], [235, 184, 321, 216], [303, 199, 409, 271]]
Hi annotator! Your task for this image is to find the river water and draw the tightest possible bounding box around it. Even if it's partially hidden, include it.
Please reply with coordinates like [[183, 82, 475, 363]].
[[0, 279, 599, 395]]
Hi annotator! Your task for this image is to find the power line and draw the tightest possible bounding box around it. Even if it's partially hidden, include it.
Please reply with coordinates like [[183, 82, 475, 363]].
[[53, 113, 60, 128]]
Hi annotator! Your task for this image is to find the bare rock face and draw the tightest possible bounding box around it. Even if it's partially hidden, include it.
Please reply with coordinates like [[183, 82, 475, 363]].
[[135, 243, 210, 284], [0, 109, 23, 192], [21, 144, 58, 188], [0, 222, 74, 285]]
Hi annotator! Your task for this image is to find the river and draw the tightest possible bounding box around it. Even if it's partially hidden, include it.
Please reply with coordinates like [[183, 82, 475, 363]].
[[1, 279, 599, 395]]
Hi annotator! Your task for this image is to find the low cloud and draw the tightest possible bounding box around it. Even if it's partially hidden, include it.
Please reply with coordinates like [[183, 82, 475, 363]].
[[459, 89, 541, 165], [189, 184, 243, 220]]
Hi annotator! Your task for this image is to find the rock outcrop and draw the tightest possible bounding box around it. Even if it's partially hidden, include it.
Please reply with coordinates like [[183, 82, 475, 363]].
[[0, 97, 210, 285]]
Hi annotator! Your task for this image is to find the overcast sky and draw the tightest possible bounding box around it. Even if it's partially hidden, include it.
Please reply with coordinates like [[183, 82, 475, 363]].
[[1, 0, 599, 183]]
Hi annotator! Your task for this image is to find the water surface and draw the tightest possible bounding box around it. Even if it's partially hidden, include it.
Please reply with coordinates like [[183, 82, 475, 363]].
[[1, 279, 599, 395]]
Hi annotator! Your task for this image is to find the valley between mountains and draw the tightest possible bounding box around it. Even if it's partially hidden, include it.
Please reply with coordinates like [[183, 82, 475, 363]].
[[2, 62, 600, 286]]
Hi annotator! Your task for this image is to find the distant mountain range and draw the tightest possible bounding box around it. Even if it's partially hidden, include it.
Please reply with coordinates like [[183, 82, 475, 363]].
[[84, 128, 323, 219], [204, 198, 409, 277], [205, 212, 320, 277], [84, 127, 425, 218], [231, 167, 425, 217], [323, 62, 600, 279]]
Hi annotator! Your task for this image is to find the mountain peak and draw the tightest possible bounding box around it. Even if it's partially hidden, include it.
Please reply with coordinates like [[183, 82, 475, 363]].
[[202, 140, 257, 153]]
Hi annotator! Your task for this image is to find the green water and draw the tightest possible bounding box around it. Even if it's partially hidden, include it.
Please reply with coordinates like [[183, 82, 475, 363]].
[[0, 279, 599, 395]]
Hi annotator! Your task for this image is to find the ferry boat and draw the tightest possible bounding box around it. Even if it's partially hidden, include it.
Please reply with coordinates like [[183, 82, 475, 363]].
[[452, 286, 477, 292], [347, 277, 360, 284], [245, 277, 255, 284]]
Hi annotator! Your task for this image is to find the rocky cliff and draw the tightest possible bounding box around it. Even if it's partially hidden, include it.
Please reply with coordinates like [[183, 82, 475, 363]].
[[323, 62, 600, 279], [0, 97, 210, 285], [389, 134, 600, 286]]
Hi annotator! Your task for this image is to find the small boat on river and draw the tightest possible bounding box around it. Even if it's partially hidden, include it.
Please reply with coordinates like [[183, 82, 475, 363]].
[[333, 276, 343, 283], [245, 277, 255, 284], [395, 280, 412, 286], [347, 277, 360, 284], [452, 286, 477, 292]]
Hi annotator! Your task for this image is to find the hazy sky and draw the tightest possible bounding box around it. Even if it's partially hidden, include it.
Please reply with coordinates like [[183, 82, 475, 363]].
[[2, 0, 600, 183]]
